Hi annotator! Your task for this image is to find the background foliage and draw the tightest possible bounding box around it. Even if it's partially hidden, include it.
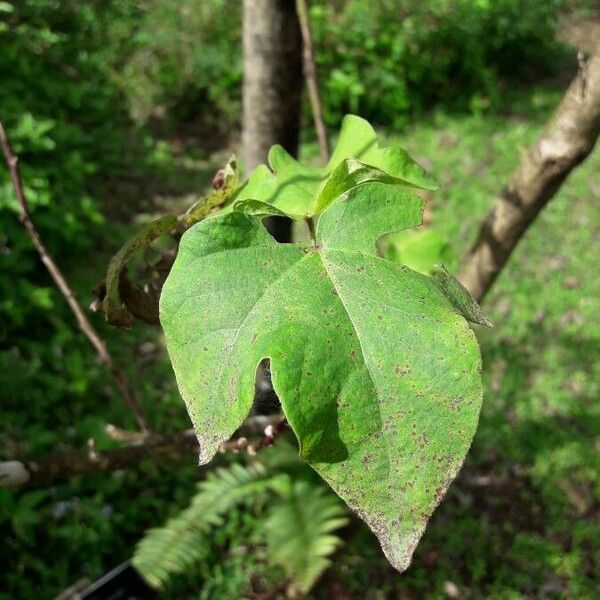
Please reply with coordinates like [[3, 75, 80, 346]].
[[1, 0, 598, 597], [101, 0, 578, 131]]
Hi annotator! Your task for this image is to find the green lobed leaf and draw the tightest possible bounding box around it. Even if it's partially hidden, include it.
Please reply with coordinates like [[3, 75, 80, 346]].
[[160, 181, 483, 572], [325, 115, 437, 191], [233, 114, 437, 219]]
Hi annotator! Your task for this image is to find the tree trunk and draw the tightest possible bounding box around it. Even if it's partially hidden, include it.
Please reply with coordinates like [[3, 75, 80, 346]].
[[459, 47, 600, 302], [242, 0, 303, 242]]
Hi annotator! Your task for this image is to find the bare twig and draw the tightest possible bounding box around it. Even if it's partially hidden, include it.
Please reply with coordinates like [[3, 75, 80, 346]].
[[459, 45, 600, 302], [105, 424, 149, 443], [0, 415, 283, 488], [0, 431, 199, 488], [220, 416, 288, 455], [0, 118, 151, 433], [296, 0, 330, 162]]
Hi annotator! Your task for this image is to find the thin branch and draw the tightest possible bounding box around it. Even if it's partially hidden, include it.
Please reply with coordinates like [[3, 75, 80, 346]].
[[1, 432, 199, 488], [296, 0, 330, 162], [221, 417, 288, 456], [0, 416, 283, 488], [459, 45, 600, 302], [0, 118, 151, 433], [105, 424, 150, 443]]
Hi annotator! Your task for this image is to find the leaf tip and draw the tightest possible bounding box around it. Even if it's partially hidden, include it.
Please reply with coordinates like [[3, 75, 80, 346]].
[[197, 438, 219, 466]]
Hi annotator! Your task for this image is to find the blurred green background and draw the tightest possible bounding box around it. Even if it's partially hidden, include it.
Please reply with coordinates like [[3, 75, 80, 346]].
[[1, 0, 598, 598]]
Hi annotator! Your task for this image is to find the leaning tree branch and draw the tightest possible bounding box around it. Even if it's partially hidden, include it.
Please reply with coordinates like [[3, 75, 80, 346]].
[[296, 0, 330, 162], [459, 46, 600, 302], [0, 416, 284, 488], [0, 118, 151, 433]]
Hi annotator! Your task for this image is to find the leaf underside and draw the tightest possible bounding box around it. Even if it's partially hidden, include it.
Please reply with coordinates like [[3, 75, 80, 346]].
[[104, 214, 177, 327], [160, 181, 483, 572]]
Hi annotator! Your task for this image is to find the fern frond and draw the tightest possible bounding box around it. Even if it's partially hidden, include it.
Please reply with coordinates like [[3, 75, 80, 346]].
[[265, 480, 348, 593], [133, 461, 279, 588]]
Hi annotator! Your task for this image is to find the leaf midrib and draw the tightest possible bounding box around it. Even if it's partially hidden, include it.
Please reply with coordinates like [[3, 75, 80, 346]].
[[318, 247, 394, 497], [202, 238, 401, 497]]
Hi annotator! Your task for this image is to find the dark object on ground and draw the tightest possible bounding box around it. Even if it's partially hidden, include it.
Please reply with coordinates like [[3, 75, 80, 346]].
[[77, 562, 157, 600]]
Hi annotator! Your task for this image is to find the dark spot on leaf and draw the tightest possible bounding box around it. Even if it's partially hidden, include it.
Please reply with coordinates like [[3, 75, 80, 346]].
[[449, 397, 463, 411]]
